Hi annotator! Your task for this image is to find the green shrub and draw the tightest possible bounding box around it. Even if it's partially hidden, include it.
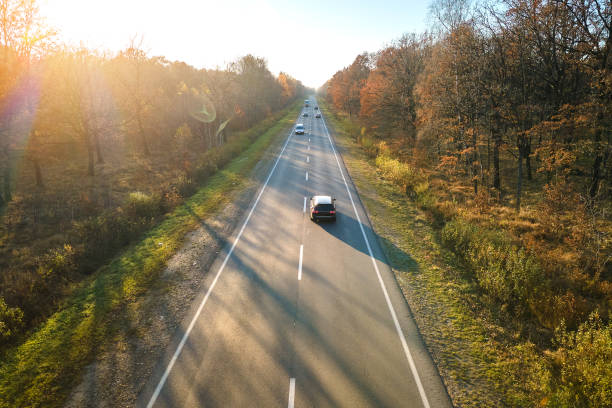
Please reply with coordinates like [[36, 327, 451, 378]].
[[360, 135, 377, 157], [0, 297, 24, 344], [74, 210, 150, 271], [441, 219, 544, 314], [414, 181, 436, 210], [441, 217, 479, 254], [125, 191, 161, 219], [176, 174, 197, 198], [548, 312, 612, 407], [37, 244, 78, 282], [375, 154, 424, 196], [194, 160, 218, 183]]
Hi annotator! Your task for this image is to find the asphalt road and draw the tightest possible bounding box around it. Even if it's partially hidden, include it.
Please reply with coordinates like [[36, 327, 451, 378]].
[[139, 97, 452, 408]]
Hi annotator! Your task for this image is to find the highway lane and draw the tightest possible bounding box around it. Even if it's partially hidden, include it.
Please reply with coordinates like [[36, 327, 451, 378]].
[[139, 97, 452, 407]]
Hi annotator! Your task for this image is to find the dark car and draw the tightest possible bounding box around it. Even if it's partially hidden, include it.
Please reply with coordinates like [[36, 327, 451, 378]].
[[314, 106, 319, 110], [303, 112, 309, 117], [309, 195, 336, 222], [315, 113, 321, 118]]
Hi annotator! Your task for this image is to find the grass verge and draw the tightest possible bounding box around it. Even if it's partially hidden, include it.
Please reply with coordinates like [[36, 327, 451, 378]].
[[0, 101, 300, 408]]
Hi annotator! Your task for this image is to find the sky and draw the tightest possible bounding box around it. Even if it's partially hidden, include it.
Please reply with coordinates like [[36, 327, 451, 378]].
[[38, 0, 431, 88]]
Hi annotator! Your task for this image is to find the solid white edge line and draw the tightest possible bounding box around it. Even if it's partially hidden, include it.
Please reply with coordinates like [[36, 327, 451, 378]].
[[146, 121, 297, 408], [303, 196, 306, 213], [298, 245, 303, 280], [319, 110, 431, 408], [288, 378, 296, 408]]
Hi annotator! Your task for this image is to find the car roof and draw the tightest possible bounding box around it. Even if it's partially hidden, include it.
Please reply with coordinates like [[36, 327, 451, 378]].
[[296, 123, 304, 127], [312, 195, 332, 205]]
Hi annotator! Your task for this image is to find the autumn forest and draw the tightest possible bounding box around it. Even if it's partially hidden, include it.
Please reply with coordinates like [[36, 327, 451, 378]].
[[0, 0, 304, 347], [322, 0, 610, 405]]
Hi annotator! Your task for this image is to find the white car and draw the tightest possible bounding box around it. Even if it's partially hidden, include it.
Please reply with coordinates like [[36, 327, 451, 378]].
[[295, 124, 305, 135], [309, 195, 337, 222]]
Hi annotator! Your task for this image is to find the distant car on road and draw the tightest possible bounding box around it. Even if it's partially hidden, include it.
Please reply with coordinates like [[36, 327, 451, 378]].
[[315, 113, 321, 118], [314, 106, 319, 110], [295, 124, 305, 134], [303, 112, 309, 117], [309, 195, 336, 222], [304, 99, 310, 106]]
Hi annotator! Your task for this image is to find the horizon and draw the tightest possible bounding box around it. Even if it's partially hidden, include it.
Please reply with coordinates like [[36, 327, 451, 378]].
[[39, 0, 431, 88]]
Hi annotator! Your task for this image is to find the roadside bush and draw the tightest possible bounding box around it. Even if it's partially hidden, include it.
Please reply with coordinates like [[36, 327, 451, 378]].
[[441, 219, 544, 315], [125, 192, 162, 219], [74, 210, 150, 271], [376, 140, 391, 157], [414, 181, 436, 210], [37, 244, 78, 283], [176, 174, 197, 198], [375, 154, 424, 197], [359, 135, 377, 157], [548, 312, 612, 407], [344, 120, 361, 141], [0, 297, 24, 344], [194, 159, 218, 183], [433, 199, 458, 224]]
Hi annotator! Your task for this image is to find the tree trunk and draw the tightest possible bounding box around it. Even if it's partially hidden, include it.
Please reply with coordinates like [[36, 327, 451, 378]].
[[487, 129, 491, 183], [493, 136, 501, 192], [3, 154, 11, 202], [472, 121, 478, 195], [33, 159, 43, 187], [86, 132, 95, 177], [525, 154, 532, 181], [588, 128, 609, 199], [525, 143, 532, 181], [516, 148, 523, 212], [94, 131, 104, 164], [138, 115, 150, 156], [589, 154, 602, 198]]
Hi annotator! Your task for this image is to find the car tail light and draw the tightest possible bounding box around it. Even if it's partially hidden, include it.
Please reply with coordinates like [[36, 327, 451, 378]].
[[330, 211, 336, 214], [313, 210, 319, 214]]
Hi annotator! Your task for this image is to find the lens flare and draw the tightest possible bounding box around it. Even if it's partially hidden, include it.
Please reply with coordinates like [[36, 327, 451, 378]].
[[189, 93, 216, 123]]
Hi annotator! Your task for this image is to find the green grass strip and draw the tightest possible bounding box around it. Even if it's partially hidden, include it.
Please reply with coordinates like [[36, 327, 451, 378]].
[[0, 101, 300, 408]]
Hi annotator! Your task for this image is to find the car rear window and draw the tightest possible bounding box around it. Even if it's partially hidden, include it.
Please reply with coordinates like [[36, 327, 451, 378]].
[[315, 204, 334, 212]]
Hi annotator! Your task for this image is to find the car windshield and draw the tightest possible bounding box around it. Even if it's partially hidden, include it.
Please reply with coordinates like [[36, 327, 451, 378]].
[[315, 204, 334, 212]]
